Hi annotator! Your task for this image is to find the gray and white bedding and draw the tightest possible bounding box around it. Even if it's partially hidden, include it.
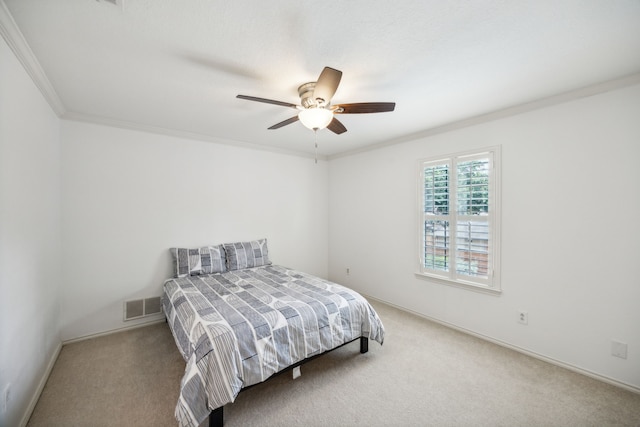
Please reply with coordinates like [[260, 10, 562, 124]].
[[163, 263, 385, 427]]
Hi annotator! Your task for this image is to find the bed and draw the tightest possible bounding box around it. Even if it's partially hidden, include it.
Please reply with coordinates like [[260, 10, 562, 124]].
[[162, 239, 385, 427]]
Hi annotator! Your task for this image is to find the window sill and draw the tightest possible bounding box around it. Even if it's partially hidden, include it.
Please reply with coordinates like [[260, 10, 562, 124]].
[[414, 272, 502, 296]]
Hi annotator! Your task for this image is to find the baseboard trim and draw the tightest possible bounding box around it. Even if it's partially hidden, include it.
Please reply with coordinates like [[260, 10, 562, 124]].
[[62, 317, 166, 345], [366, 295, 640, 395], [20, 340, 62, 427], [19, 318, 167, 425]]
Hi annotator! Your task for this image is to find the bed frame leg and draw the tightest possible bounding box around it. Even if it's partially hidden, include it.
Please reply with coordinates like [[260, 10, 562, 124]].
[[360, 337, 368, 354], [209, 406, 223, 427], [206, 337, 366, 425]]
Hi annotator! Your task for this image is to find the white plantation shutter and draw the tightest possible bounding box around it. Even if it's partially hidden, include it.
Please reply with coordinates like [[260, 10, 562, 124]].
[[419, 148, 501, 291], [423, 162, 450, 272]]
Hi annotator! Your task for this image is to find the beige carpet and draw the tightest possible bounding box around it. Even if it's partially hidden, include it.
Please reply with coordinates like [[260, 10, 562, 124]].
[[27, 300, 640, 427]]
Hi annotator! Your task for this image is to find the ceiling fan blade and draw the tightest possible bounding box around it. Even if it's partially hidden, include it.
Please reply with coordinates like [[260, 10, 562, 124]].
[[313, 67, 342, 105], [327, 117, 347, 135], [268, 116, 300, 130], [334, 102, 396, 114], [237, 95, 299, 109]]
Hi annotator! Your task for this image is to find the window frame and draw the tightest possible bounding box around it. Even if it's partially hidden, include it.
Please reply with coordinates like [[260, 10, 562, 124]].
[[416, 146, 501, 294]]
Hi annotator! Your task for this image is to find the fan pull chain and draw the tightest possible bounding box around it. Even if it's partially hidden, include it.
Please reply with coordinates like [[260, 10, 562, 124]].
[[314, 129, 318, 164]]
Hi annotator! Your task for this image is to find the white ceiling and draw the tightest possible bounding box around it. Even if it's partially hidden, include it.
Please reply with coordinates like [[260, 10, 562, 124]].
[[3, 0, 640, 158]]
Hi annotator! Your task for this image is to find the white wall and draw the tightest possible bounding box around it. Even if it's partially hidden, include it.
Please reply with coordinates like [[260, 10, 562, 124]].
[[60, 121, 329, 341], [0, 37, 62, 426], [3, 13, 638, 423], [328, 84, 640, 390]]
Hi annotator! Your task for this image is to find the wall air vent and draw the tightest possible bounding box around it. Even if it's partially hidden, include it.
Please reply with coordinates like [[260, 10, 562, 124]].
[[124, 296, 162, 321]]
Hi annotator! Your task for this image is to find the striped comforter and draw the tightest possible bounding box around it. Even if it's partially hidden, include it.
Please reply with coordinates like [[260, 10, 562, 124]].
[[162, 264, 385, 427]]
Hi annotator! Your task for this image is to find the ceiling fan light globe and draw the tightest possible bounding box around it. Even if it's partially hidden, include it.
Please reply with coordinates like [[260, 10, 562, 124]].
[[298, 108, 333, 130]]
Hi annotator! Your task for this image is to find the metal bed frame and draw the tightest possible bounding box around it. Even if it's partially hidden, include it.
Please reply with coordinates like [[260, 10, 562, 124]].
[[208, 336, 369, 427]]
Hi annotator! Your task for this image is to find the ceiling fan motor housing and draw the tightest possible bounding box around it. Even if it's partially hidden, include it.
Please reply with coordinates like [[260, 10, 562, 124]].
[[298, 82, 321, 108]]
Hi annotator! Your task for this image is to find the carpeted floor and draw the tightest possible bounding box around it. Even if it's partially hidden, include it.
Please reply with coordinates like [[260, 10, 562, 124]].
[[27, 300, 640, 427]]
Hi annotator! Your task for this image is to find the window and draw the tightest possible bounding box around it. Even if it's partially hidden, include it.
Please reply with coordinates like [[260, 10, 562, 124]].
[[418, 147, 501, 292]]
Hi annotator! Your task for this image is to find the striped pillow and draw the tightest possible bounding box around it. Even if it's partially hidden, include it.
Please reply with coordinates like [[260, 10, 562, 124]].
[[223, 238, 271, 271], [170, 245, 226, 277]]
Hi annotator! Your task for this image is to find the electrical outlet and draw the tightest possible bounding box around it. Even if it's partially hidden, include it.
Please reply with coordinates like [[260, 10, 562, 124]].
[[517, 311, 528, 325], [611, 340, 628, 359], [346, 267, 350, 276]]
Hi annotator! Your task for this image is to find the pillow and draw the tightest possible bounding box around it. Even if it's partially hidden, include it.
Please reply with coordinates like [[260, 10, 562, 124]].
[[170, 245, 226, 277], [222, 238, 271, 271]]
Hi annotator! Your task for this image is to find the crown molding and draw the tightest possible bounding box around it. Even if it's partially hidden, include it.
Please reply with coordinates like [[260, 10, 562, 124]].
[[3, 0, 638, 162], [0, 0, 320, 162], [328, 72, 640, 161], [0, 0, 66, 115], [62, 111, 326, 161]]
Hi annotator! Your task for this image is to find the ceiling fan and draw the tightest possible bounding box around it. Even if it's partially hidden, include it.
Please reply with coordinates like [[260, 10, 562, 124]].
[[236, 67, 395, 134]]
